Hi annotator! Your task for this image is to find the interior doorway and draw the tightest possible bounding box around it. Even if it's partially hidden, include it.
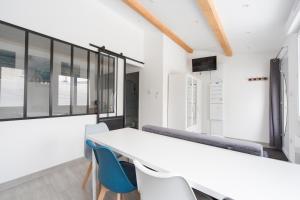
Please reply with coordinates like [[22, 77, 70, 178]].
[[125, 65, 140, 129]]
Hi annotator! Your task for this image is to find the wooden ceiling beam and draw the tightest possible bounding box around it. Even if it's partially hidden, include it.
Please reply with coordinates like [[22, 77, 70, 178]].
[[196, 0, 233, 56], [123, 0, 194, 53]]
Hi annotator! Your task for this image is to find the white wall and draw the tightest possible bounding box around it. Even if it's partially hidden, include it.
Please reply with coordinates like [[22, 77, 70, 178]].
[[162, 36, 190, 127], [223, 53, 271, 143], [0, 0, 144, 61], [191, 51, 272, 143], [0, 115, 96, 184], [138, 32, 190, 128], [138, 26, 164, 128]]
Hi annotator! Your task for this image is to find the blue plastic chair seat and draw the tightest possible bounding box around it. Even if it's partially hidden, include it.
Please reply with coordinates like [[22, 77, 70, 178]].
[[86, 140, 137, 194]]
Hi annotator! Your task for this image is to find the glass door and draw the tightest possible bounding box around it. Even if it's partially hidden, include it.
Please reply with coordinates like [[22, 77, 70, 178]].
[[96, 53, 125, 130]]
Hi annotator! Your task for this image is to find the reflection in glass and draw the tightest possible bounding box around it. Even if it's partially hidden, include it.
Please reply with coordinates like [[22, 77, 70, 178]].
[[100, 55, 115, 114], [53, 41, 71, 115], [72, 47, 88, 114], [27, 33, 50, 117], [101, 55, 109, 114], [89, 52, 97, 114], [108, 57, 115, 113], [0, 23, 25, 119], [58, 75, 71, 106]]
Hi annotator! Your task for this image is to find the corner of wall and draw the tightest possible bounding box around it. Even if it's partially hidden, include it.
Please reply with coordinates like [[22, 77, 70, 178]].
[[138, 27, 164, 128]]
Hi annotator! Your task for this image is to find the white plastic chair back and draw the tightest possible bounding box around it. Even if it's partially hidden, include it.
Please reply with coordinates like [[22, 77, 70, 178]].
[[134, 160, 197, 200], [84, 122, 109, 161]]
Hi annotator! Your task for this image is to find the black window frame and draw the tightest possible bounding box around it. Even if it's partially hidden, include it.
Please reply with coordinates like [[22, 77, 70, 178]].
[[0, 20, 121, 122]]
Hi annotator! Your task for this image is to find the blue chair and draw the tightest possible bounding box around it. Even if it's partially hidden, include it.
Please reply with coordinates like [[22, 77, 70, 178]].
[[86, 140, 137, 200]]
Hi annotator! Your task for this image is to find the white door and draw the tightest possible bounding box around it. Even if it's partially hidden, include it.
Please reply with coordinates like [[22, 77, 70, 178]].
[[281, 54, 289, 157]]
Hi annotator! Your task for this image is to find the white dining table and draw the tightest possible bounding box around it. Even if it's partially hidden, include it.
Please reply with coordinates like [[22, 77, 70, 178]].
[[88, 128, 300, 200]]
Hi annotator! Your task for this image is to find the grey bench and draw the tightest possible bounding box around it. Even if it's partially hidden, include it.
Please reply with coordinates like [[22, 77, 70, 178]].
[[142, 125, 265, 157]]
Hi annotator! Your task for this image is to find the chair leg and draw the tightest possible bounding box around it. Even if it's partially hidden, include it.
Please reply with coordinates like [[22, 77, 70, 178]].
[[136, 191, 141, 200], [117, 193, 121, 200], [98, 185, 108, 200], [82, 161, 93, 189], [97, 181, 101, 197]]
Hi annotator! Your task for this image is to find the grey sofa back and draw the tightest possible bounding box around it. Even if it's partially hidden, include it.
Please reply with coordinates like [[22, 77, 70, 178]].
[[142, 125, 264, 156]]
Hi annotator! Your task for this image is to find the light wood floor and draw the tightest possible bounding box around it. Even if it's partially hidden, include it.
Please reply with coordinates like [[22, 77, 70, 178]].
[[0, 159, 212, 200]]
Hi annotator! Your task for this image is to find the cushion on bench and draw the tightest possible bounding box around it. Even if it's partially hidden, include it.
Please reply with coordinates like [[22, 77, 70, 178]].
[[142, 125, 264, 157]]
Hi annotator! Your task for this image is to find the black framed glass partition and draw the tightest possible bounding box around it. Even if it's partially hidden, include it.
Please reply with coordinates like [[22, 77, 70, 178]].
[[98, 54, 124, 119], [97, 53, 125, 129], [0, 23, 25, 119], [0, 20, 128, 123]]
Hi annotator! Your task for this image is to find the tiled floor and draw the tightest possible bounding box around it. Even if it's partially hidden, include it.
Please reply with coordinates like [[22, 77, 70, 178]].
[[0, 159, 93, 200], [0, 159, 212, 200]]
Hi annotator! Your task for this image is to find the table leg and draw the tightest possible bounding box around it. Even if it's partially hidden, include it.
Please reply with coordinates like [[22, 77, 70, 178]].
[[92, 151, 97, 200]]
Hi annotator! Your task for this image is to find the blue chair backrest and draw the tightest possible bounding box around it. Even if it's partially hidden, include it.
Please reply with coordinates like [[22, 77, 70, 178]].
[[86, 140, 136, 193]]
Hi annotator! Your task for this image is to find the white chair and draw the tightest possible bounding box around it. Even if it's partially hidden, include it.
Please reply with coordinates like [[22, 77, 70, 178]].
[[133, 160, 197, 200], [81, 122, 109, 189]]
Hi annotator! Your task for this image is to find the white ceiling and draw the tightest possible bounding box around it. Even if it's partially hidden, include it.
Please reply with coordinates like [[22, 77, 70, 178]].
[[99, 0, 294, 54]]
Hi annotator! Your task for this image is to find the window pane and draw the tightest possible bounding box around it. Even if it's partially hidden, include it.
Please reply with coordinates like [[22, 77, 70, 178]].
[[0, 24, 25, 119], [108, 56, 115, 113], [89, 52, 97, 114], [116, 58, 124, 116], [27, 33, 50, 117], [52, 41, 71, 115], [99, 55, 116, 115], [101, 55, 109, 114], [72, 47, 87, 114]]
